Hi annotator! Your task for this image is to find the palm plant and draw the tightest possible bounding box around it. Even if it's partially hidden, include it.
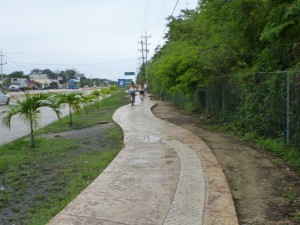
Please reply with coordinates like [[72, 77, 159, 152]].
[[81, 94, 95, 114], [99, 87, 111, 97], [0, 92, 61, 148], [108, 85, 120, 94], [91, 90, 101, 109], [56, 92, 83, 128]]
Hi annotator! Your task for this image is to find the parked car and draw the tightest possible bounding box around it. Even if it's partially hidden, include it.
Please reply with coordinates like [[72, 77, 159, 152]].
[[43, 85, 57, 90], [8, 85, 21, 92], [0, 89, 10, 105]]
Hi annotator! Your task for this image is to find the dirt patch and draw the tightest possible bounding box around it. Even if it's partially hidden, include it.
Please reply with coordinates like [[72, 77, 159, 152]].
[[152, 101, 300, 225], [42, 123, 114, 152]]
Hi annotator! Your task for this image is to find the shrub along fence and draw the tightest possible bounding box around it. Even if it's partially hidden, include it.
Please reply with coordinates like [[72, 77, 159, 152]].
[[159, 71, 300, 148]]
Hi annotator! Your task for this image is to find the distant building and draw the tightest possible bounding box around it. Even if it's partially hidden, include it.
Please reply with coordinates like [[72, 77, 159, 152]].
[[28, 80, 40, 90], [74, 73, 85, 81], [29, 73, 48, 80], [29, 73, 60, 89]]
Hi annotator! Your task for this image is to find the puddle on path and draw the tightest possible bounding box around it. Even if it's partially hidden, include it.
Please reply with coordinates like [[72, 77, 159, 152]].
[[143, 134, 161, 142]]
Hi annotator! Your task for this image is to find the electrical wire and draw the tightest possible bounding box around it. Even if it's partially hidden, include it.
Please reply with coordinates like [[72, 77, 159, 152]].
[[8, 58, 137, 66], [5, 50, 136, 56], [156, 0, 180, 47], [8, 60, 33, 71], [150, 0, 167, 35], [142, 0, 151, 33]]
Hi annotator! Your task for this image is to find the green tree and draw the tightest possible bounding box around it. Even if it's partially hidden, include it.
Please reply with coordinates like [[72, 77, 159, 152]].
[[8, 71, 25, 78], [42, 69, 58, 79], [260, 1, 300, 69], [136, 64, 146, 85], [146, 0, 300, 151], [56, 92, 83, 128], [30, 69, 42, 74], [0, 92, 60, 148], [64, 70, 77, 80]]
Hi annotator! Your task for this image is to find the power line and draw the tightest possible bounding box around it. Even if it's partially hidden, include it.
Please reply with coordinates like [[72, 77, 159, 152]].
[[170, 0, 180, 17], [9, 60, 33, 71], [150, 0, 167, 34], [142, 0, 151, 33], [156, 0, 180, 47], [5, 50, 137, 56], [8, 58, 137, 66]]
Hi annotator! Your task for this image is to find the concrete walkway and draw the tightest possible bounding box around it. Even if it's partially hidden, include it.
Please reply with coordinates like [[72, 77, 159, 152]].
[[48, 98, 238, 225]]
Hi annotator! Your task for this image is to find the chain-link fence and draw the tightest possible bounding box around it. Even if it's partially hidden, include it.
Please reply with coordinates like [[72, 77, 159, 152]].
[[159, 71, 300, 147]]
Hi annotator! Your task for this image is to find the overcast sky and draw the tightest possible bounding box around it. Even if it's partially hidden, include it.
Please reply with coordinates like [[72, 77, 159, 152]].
[[0, 0, 199, 81]]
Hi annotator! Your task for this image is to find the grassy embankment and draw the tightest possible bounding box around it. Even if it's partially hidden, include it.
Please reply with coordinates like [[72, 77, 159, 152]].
[[0, 91, 128, 224]]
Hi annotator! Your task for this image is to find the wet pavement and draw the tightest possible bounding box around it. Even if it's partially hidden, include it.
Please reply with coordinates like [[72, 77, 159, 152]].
[[47, 97, 239, 225]]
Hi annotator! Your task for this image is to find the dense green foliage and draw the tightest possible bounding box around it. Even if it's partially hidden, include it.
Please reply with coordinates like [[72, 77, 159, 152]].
[[147, 0, 300, 165]]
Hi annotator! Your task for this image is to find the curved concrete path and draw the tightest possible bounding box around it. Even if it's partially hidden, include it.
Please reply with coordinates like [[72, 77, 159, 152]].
[[48, 98, 238, 225]]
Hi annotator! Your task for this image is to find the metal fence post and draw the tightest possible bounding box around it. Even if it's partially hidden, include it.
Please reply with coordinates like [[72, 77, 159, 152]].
[[286, 70, 290, 143]]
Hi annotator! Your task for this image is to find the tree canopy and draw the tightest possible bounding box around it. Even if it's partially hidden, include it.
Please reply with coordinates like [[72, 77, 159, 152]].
[[147, 0, 300, 148], [148, 0, 300, 94]]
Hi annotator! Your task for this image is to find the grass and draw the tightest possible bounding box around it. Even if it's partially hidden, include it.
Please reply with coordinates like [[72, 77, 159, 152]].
[[202, 122, 300, 174], [0, 91, 128, 225], [283, 189, 299, 202], [293, 212, 300, 223], [38, 92, 128, 133]]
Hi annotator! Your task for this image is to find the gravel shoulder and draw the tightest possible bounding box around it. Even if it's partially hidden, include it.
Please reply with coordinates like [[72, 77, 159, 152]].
[[152, 100, 300, 225]]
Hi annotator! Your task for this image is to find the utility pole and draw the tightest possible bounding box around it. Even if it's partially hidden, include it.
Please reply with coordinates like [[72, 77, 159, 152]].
[[141, 33, 151, 67], [138, 33, 151, 84], [0, 51, 7, 82], [138, 40, 145, 66]]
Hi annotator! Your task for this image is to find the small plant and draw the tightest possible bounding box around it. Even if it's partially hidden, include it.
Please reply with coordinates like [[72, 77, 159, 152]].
[[283, 189, 298, 201], [243, 132, 259, 142], [0, 190, 10, 205], [293, 211, 300, 223], [81, 94, 95, 114], [90, 89, 101, 109], [185, 101, 197, 112]]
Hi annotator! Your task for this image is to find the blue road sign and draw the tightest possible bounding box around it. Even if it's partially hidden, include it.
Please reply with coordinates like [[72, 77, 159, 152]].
[[118, 79, 126, 87]]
